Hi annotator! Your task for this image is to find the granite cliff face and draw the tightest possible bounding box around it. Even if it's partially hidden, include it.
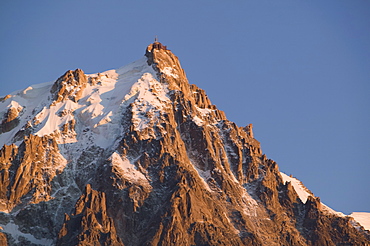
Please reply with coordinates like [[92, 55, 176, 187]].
[[0, 41, 369, 245]]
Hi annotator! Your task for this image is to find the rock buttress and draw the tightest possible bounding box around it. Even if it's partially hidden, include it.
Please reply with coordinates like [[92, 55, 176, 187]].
[[50, 68, 88, 104], [0, 134, 66, 212], [57, 184, 124, 246]]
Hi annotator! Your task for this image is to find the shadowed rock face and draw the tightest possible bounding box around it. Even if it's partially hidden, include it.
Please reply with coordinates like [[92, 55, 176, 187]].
[[0, 104, 22, 134], [0, 42, 369, 245], [57, 184, 123, 246]]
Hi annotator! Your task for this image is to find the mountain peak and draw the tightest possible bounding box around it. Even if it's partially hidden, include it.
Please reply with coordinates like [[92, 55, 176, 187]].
[[0, 42, 369, 245], [147, 37, 168, 52], [145, 41, 190, 93], [50, 68, 88, 104]]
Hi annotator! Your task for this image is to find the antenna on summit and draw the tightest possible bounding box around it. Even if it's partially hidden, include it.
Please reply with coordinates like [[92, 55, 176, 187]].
[[152, 36, 167, 50]]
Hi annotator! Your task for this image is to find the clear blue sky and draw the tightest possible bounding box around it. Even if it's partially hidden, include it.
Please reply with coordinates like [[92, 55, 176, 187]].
[[0, 1, 369, 214]]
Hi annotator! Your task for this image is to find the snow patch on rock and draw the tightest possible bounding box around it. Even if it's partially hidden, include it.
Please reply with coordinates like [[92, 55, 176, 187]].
[[0, 221, 53, 245], [162, 67, 179, 78], [192, 165, 213, 192], [110, 152, 150, 186], [280, 172, 313, 204], [129, 72, 171, 133], [281, 172, 345, 217], [192, 116, 204, 126]]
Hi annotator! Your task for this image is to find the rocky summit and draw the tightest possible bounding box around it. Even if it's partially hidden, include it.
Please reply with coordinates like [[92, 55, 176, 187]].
[[0, 41, 369, 245]]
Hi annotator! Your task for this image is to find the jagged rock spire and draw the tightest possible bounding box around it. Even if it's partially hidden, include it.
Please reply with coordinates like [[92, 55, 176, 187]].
[[145, 40, 191, 94], [50, 68, 88, 104]]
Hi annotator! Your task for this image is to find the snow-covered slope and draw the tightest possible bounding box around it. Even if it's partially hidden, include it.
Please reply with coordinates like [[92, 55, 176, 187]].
[[280, 172, 312, 203], [351, 212, 370, 231], [0, 56, 158, 149], [280, 172, 347, 217]]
